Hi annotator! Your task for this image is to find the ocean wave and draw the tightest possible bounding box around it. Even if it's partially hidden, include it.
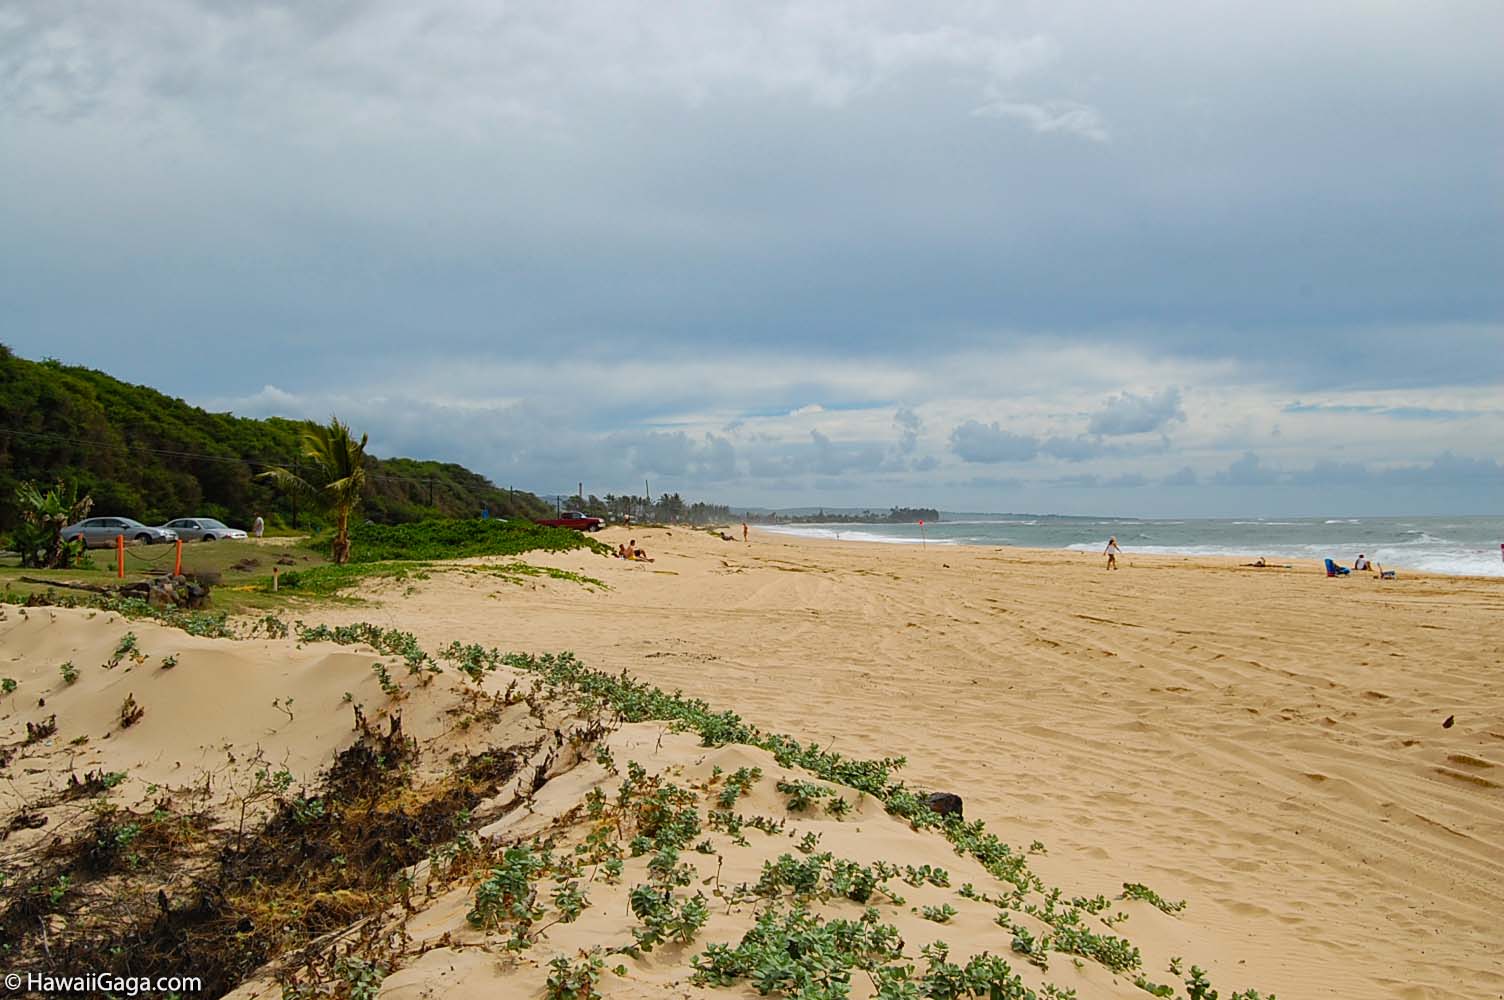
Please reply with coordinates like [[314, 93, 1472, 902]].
[[761, 517, 1504, 578], [1062, 541, 1503, 577]]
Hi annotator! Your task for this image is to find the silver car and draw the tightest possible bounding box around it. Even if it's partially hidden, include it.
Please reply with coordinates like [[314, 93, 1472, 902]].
[[160, 517, 249, 542], [63, 517, 179, 547]]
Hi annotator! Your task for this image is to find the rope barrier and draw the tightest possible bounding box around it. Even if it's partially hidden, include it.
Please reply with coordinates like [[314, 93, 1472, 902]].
[[122, 545, 176, 566]]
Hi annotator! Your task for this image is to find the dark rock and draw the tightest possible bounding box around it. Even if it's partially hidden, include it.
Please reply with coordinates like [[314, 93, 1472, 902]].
[[925, 792, 963, 818]]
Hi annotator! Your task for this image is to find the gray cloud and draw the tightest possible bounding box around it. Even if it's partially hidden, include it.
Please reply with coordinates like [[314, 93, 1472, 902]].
[[1087, 388, 1185, 436], [2, 1, 1501, 514], [1039, 435, 1107, 462], [949, 421, 1039, 463], [893, 407, 922, 454], [1051, 472, 1147, 488], [604, 431, 738, 482], [1217, 452, 1278, 486]]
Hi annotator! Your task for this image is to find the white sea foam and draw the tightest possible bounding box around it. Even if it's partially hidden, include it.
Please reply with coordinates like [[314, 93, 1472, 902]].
[[760, 525, 958, 545], [758, 516, 1504, 577], [1062, 542, 1503, 577]]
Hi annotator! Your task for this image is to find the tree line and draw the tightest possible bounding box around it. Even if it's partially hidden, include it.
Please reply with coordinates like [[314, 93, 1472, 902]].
[[0, 347, 551, 532]]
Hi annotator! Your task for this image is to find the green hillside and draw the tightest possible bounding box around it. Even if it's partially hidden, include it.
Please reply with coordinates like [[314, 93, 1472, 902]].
[[0, 346, 551, 531]]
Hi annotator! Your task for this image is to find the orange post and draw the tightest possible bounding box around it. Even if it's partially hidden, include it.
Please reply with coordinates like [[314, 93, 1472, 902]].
[[116, 534, 125, 578], [173, 539, 183, 576]]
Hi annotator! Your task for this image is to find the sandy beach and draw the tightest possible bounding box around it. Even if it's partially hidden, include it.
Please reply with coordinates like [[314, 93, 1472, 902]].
[[3, 527, 1500, 999], [299, 526, 1504, 999]]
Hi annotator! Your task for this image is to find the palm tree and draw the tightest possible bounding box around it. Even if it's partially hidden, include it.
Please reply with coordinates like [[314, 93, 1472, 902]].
[[258, 416, 368, 564]]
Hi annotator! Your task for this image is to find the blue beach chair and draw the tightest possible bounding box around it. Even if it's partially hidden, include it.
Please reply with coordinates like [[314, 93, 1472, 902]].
[[1324, 558, 1350, 577]]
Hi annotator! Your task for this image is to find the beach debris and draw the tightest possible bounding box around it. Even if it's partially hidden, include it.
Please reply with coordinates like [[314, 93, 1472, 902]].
[[1443, 715, 1455, 729], [145, 574, 213, 610], [25, 715, 58, 744], [18, 572, 213, 609], [119, 693, 144, 728], [4, 811, 48, 836], [925, 791, 964, 818]]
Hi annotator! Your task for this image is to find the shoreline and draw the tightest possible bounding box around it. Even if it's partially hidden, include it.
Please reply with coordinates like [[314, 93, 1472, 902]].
[[757, 522, 1504, 580]]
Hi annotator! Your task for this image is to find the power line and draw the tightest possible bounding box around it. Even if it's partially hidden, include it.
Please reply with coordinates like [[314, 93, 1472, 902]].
[[0, 426, 446, 488]]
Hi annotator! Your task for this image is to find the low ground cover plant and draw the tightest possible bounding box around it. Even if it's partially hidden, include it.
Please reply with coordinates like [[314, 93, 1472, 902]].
[[323, 518, 610, 563]]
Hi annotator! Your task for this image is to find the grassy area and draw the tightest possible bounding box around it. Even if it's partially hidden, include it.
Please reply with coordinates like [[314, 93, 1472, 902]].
[[0, 538, 329, 614], [0, 520, 611, 610]]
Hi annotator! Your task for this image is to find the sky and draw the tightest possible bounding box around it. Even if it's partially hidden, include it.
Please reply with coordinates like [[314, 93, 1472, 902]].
[[2, 0, 1501, 516]]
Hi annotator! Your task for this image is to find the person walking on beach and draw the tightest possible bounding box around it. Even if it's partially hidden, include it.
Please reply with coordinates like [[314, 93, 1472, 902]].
[[252, 513, 264, 538], [1105, 536, 1121, 570], [742, 519, 749, 544]]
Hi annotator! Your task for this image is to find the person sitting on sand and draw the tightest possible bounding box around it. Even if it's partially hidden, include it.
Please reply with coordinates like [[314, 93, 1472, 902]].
[[1354, 554, 1371, 571], [616, 542, 630, 559], [628, 539, 653, 562], [1104, 536, 1121, 570]]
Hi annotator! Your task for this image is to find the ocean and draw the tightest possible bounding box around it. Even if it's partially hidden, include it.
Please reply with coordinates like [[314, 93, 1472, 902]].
[[761, 514, 1504, 578]]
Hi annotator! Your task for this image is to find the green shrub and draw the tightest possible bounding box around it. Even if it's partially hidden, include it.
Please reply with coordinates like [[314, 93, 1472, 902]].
[[314, 518, 610, 563]]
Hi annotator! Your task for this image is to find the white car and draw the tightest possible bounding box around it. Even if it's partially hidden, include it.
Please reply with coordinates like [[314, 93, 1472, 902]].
[[160, 517, 249, 542]]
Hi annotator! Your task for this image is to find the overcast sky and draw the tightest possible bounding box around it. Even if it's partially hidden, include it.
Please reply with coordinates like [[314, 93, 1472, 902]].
[[3, 1, 1501, 515]]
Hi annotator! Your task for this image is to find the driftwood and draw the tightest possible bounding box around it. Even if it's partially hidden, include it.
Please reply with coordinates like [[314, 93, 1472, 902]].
[[19, 574, 213, 610], [20, 577, 115, 593]]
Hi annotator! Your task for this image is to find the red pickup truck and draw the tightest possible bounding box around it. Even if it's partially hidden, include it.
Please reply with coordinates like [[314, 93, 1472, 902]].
[[533, 511, 605, 532]]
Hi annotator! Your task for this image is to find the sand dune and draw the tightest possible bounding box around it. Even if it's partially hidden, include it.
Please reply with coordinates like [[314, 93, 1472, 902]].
[[301, 527, 1504, 998], [3, 528, 1501, 999]]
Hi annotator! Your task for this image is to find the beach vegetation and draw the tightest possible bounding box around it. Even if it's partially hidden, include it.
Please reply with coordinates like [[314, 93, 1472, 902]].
[[59, 661, 78, 684], [921, 903, 958, 923], [716, 765, 763, 808], [1121, 881, 1187, 914], [330, 517, 611, 563], [0, 607, 1280, 1000], [11, 479, 93, 569], [545, 951, 605, 1000]]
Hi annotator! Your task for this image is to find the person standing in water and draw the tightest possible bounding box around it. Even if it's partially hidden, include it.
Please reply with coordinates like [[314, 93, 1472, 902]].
[[1105, 536, 1121, 570]]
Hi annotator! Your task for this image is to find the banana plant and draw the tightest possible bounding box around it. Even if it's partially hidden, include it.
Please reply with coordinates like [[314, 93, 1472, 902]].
[[13, 479, 93, 568]]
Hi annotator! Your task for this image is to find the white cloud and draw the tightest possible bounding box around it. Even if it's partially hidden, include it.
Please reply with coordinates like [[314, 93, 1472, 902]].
[[972, 98, 1108, 141]]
